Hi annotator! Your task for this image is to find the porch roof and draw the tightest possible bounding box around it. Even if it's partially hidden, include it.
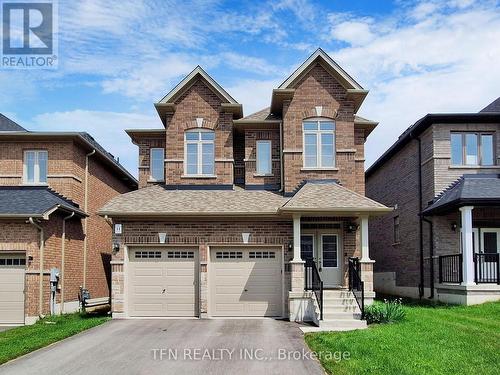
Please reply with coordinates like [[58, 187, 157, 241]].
[[423, 174, 500, 215], [280, 180, 392, 215]]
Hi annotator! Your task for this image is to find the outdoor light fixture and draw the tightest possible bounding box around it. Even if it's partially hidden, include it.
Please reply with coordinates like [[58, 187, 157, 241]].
[[158, 232, 167, 244], [112, 242, 120, 254], [242, 232, 250, 244], [451, 222, 457, 232], [346, 223, 358, 233]]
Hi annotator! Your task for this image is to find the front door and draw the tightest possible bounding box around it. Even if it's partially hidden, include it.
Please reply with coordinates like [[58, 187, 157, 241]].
[[301, 232, 342, 287]]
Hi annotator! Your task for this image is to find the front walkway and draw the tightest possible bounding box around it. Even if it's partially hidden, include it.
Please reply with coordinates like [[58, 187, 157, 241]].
[[0, 319, 324, 375]]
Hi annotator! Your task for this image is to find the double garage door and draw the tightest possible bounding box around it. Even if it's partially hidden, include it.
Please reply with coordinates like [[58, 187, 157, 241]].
[[127, 247, 282, 318], [0, 254, 26, 325]]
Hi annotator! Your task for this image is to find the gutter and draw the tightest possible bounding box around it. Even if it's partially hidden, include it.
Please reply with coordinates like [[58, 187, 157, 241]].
[[60, 211, 75, 314], [83, 149, 96, 288], [28, 217, 44, 317]]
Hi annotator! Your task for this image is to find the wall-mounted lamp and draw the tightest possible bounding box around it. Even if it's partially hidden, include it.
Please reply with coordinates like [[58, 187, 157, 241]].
[[346, 222, 358, 233], [451, 222, 457, 232], [112, 242, 120, 254], [28, 255, 33, 265], [158, 233, 167, 244], [287, 241, 293, 251], [242, 232, 250, 244]]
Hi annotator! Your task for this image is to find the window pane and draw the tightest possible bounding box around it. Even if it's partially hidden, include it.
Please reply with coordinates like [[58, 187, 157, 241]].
[[256, 141, 271, 174], [201, 143, 214, 175], [304, 133, 317, 167], [450, 133, 463, 165], [301, 235, 314, 261], [150, 149, 164, 180], [185, 132, 199, 141], [481, 134, 494, 166], [25, 151, 35, 183], [319, 122, 335, 131], [186, 144, 198, 174], [201, 132, 214, 141], [37, 151, 48, 183], [322, 235, 337, 267], [321, 133, 334, 167], [303, 122, 317, 131], [465, 133, 478, 165]]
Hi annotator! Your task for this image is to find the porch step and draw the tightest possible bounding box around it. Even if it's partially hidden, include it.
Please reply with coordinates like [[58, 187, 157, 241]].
[[323, 297, 358, 305], [318, 319, 367, 331], [322, 311, 362, 320], [323, 304, 360, 313], [322, 290, 352, 298]]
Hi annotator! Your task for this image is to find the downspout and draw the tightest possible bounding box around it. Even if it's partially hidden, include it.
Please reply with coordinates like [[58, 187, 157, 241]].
[[60, 211, 75, 314], [29, 217, 44, 317], [83, 149, 96, 289], [279, 120, 284, 193], [422, 216, 435, 299]]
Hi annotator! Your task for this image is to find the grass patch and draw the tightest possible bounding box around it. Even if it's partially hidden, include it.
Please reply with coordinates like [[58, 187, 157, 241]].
[[305, 301, 500, 375], [0, 310, 110, 365]]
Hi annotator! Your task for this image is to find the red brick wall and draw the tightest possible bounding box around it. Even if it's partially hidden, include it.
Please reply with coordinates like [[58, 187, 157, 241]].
[[244, 129, 281, 187], [131, 135, 166, 188], [281, 63, 362, 194], [164, 79, 234, 185]]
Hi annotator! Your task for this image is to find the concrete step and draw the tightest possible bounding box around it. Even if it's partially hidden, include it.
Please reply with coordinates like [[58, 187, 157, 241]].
[[322, 311, 362, 320], [318, 319, 367, 331], [323, 290, 352, 298], [323, 305, 360, 313], [322, 297, 358, 305]]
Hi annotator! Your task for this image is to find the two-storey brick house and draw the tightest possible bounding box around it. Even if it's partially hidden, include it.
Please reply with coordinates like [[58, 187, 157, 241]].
[[0, 115, 137, 325], [100, 49, 390, 330], [366, 98, 500, 305]]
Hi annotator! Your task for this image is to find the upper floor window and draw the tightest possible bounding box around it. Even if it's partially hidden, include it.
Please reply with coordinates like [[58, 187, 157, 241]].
[[451, 132, 494, 166], [185, 129, 215, 176], [256, 140, 272, 175], [150, 148, 164, 181], [24, 150, 47, 184], [393, 215, 400, 244], [303, 119, 335, 168]]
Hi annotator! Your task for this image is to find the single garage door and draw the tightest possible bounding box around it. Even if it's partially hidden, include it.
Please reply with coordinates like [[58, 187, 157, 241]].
[[128, 248, 198, 317], [0, 254, 26, 325], [210, 247, 282, 317]]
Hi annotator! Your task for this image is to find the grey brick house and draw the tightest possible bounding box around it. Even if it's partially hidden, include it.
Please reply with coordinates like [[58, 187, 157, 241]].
[[100, 49, 391, 330], [366, 98, 500, 305]]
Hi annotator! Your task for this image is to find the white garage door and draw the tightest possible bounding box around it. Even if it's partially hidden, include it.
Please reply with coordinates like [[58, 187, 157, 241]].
[[128, 248, 198, 317], [0, 254, 25, 325], [210, 248, 282, 317]]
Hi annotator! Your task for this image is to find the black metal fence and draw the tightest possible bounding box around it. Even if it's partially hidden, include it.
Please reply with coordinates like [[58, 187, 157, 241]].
[[348, 257, 364, 319], [304, 259, 323, 320], [438, 254, 463, 283], [474, 253, 500, 284]]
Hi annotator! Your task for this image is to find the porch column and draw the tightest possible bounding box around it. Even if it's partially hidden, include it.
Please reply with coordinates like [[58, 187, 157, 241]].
[[290, 214, 304, 292], [292, 214, 302, 262], [460, 206, 475, 285], [360, 215, 371, 262]]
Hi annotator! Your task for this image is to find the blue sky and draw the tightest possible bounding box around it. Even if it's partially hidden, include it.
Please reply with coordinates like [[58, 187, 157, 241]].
[[2, 0, 500, 176]]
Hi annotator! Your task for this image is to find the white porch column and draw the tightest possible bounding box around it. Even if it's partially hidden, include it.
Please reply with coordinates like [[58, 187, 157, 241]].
[[460, 206, 475, 285], [360, 215, 371, 262], [292, 214, 302, 262]]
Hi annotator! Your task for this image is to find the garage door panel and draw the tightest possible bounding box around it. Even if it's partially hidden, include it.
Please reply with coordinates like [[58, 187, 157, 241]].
[[0, 264, 25, 325], [128, 248, 197, 317]]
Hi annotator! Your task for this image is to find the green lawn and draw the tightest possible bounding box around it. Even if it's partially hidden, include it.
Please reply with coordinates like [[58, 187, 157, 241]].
[[305, 301, 500, 375], [0, 311, 110, 365]]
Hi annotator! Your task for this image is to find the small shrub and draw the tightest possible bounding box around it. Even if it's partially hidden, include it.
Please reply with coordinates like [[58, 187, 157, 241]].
[[365, 298, 406, 324]]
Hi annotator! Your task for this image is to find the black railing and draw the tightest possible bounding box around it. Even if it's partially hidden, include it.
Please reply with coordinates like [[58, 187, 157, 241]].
[[438, 254, 463, 284], [348, 257, 364, 319], [304, 259, 323, 320], [474, 253, 500, 284]]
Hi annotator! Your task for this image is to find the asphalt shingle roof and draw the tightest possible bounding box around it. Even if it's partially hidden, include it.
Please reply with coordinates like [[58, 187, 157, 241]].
[[0, 114, 26, 131], [0, 186, 86, 218], [480, 97, 500, 113], [423, 174, 500, 215], [239, 107, 281, 122]]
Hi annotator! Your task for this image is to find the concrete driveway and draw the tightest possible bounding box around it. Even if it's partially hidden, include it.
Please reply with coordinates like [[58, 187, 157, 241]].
[[0, 319, 324, 375]]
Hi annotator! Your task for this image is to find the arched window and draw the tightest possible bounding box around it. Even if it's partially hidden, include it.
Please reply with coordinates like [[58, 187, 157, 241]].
[[303, 118, 335, 168], [184, 129, 215, 176]]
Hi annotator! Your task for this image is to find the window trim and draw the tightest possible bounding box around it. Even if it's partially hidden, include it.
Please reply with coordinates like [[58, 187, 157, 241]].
[[302, 118, 336, 169], [393, 216, 400, 244], [149, 148, 165, 181], [256, 140, 272, 175], [184, 129, 215, 177], [450, 132, 495, 167], [23, 150, 48, 185]]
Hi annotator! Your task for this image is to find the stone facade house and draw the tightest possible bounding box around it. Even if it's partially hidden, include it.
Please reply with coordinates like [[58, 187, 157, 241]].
[[0, 116, 137, 325], [366, 98, 500, 305], [100, 49, 390, 330]]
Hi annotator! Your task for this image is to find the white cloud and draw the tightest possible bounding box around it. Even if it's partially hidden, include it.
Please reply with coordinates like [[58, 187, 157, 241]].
[[226, 79, 282, 116], [30, 110, 159, 176]]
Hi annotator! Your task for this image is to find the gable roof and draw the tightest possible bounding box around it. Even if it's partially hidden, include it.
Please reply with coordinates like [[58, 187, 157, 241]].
[[271, 48, 368, 115], [0, 186, 87, 219], [423, 174, 500, 215], [0, 114, 26, 132], [234, 107, 281, 124], [154, 66, 243, 124], [480, 97, 500, 113]]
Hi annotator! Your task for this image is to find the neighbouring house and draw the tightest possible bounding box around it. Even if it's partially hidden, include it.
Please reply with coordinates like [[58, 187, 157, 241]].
[[0, 115, 137, 325], [99, 48, 391, 330], [366, 98, 500, 305]]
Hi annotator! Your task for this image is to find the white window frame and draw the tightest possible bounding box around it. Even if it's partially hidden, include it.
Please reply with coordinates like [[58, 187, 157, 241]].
[[149, 148, 165, 181], [184, 129, 215, 177], [23, 150, 48, 184], [256, 140, 272, 175], [302, 118, 336, 169]]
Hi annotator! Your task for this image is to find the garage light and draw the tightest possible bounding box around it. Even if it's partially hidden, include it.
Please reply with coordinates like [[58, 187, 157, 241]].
[[242, 232, 250, 244], [158, 232, 167, 244]]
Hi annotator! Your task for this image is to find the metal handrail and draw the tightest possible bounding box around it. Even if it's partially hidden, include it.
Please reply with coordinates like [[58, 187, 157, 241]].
[[438, 253, 463, 284], [348, 257, 364, 319], [304, 259, 323, 320], [474, 253, 500, 284]]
